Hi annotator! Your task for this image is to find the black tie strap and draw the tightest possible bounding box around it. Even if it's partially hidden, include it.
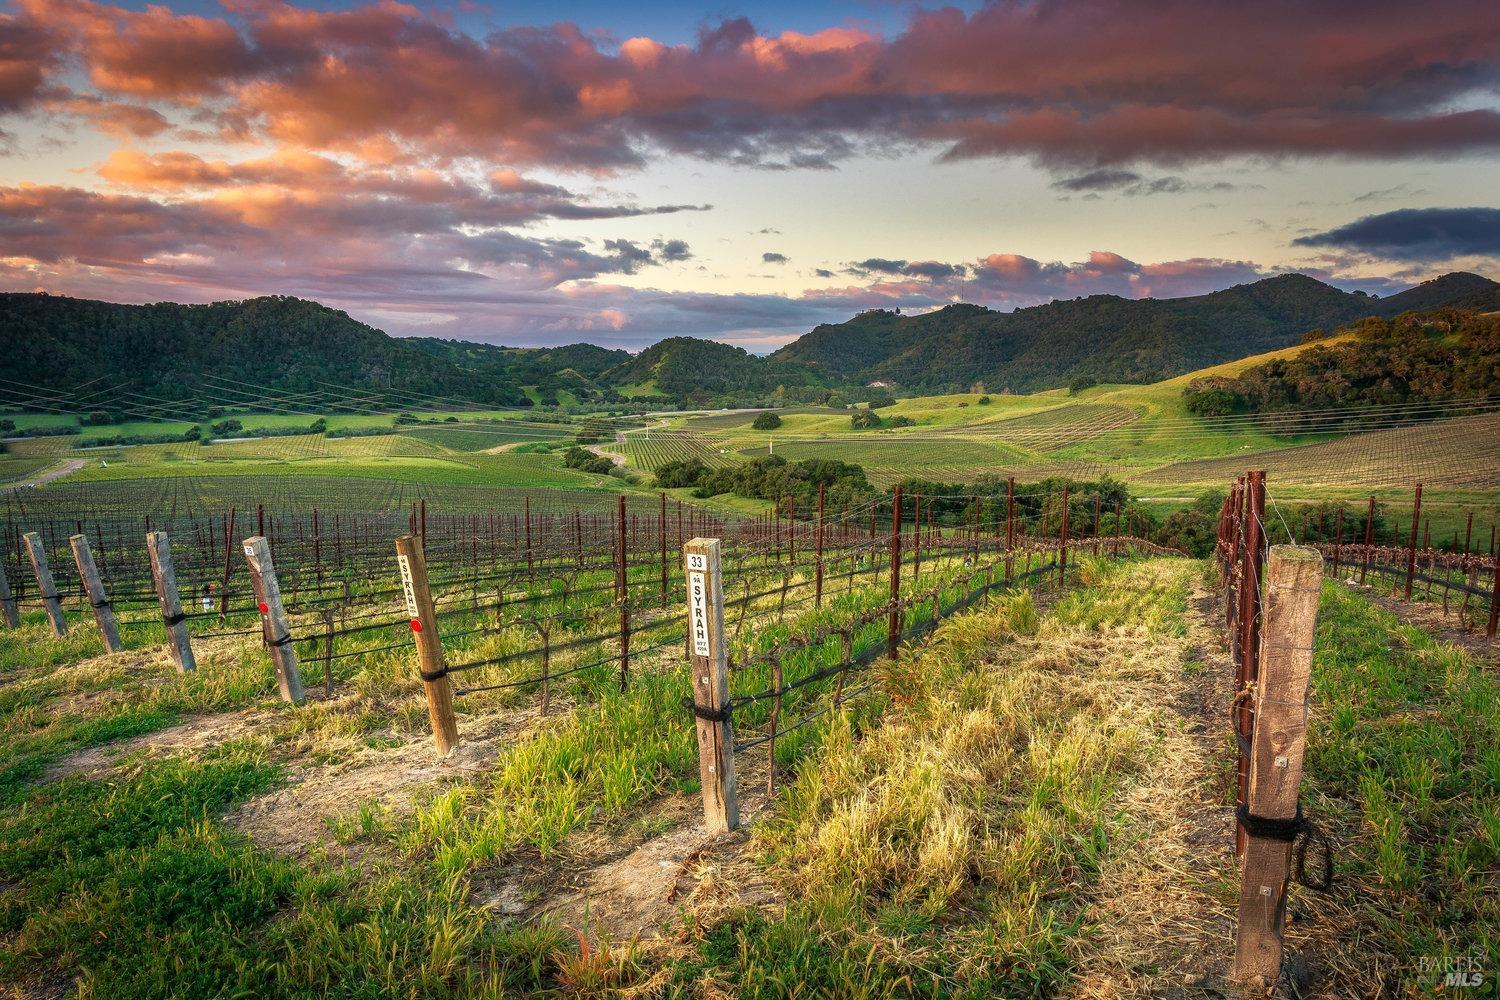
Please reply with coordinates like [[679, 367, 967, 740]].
[[91, 599, 112, 610], [269, 634, 293, 648], [163, 612, 186, 627], [1236, 802, 1334, 891], [419, 666, 449, 682], [680, 696, 732, 723]]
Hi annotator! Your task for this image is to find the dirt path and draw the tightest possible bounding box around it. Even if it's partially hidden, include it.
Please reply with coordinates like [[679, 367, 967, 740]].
[[1069, 564, 1245, 998], [5, 458, 85, 489]]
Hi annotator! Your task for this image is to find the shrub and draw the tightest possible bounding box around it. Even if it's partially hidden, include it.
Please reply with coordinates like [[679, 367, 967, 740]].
[[562, 446, 617, 475], [654, 458, 708, 488], [977, 395, 991, 405], [751, 412, 782, 431], [851, 409, 882, 430]]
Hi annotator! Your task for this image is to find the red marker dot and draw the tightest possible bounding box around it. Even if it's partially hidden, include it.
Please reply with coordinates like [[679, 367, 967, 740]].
[[258, 602, 269, 614], [410, 618, 423, 633]]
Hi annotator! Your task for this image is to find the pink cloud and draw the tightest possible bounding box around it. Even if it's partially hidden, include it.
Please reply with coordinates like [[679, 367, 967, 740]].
[[11, 0, 1499, 169]]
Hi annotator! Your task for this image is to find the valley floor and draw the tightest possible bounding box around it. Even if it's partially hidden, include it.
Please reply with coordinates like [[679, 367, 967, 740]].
[[0, 559, 1493, 997]]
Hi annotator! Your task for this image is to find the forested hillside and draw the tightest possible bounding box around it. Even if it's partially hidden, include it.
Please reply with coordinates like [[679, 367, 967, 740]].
[[770, 272, 1500, 393], [1181, 308, 1500, 421], [0, 294, 541, 406], [601, 336, 824, 405], [3, 272, 1496, 411]]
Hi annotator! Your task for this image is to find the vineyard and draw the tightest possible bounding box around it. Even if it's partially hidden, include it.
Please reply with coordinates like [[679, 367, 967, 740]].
[[0, 458, 1496, 996], [618, 429, 735, 470]]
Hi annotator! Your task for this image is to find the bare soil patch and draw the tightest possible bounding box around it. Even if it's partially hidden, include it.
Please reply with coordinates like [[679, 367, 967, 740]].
[[225, 708, 545, 858], [42, 708, 268, 782], [475, 739, 782, 944]]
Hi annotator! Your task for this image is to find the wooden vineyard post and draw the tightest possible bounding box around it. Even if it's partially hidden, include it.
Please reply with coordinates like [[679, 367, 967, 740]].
[[1233, 544, 1324, 984], [23, 532, 67, 637], [684, 537, 739, 832], [1092, 493, 1101, 556], [1057, 485, 1070, 586], [242, 535, 305, 705], [69, 534, 122, 652], [1236, 470, 1266, 857], [218, 508, 236, 621], [814, 483, 826, 607], [147, 531, 196, 672], [659, 493, 668, 608], [1005, 477, 1015, 581], [617, 494, 631, 692], [396, 534, 460, 755], [0, 554, 17, 629], [1404, 483, 1422, 599], [1330, 508, 1342, 579], [888, 487, 903, 660], [1488, 544, 1500, 641], [1360, 495, 1375, 585]]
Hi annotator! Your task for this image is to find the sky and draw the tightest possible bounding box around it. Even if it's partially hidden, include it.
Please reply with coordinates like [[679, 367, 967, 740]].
[[1, 0, 1498, 352]]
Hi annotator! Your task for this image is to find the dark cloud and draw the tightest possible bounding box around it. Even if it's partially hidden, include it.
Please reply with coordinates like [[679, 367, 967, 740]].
[[851, 257, 909, 275], [1052, 169, 1141, 192], [849, 257, 966, 280], [814, 268, 834, 278], [762, 251, 789, 264], [1053, 169, 1238, 197], [654, 239, 692, 261], [1293, 207, 1500, 261]]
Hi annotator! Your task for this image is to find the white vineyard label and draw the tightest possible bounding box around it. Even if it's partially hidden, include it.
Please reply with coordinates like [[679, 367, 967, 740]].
[[688, 569, 710, 656], [397, 554, 420, 619]]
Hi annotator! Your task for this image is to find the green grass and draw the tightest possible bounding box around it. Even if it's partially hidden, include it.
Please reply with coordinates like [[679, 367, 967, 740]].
[[1300, 581, 1498, 990], [671, 558, 1191, 997]]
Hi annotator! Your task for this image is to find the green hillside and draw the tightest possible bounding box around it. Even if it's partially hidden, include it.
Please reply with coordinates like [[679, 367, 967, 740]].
[[770, 272, 1500, 393]]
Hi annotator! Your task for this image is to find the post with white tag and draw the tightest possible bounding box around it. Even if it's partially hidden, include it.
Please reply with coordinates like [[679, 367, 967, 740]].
[[684, 537, 739, 832], [396, 534, 459, 756], [242, 535, 304, 705]]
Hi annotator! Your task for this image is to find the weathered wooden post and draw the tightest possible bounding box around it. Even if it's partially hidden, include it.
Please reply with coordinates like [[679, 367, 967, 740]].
[[658, 492, 668, 607], [814, 483, 826, 607], [1236, 470, 1266, 857], [147, 531, 196, 672], [1057, 485, 1070, 585], [1360, 495, 1375, 585], [1488, 545, 1500, 641], [1330, 508, 1343, 579], [1233, 544, 1324, 985], [887, 487, 903, 660], [70, 534, 122, 652], [1404, 483, 1422, 599], [396, 534, 459, 755], [0, 555, 17, 628], [685, 537, 739, 832], [243, 535, 305, 705], [23, 532, 67, 637], [617, 495, 631, 692], [1005, 477, 1015, 581]]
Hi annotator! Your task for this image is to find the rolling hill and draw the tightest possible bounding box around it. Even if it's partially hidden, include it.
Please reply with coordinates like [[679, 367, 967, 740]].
[[770, 271, 1500, 393], [3, 272, 1495, 412]]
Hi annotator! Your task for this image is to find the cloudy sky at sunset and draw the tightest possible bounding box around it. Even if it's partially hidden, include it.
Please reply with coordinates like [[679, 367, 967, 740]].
[[2, 0, 1498, 350]]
